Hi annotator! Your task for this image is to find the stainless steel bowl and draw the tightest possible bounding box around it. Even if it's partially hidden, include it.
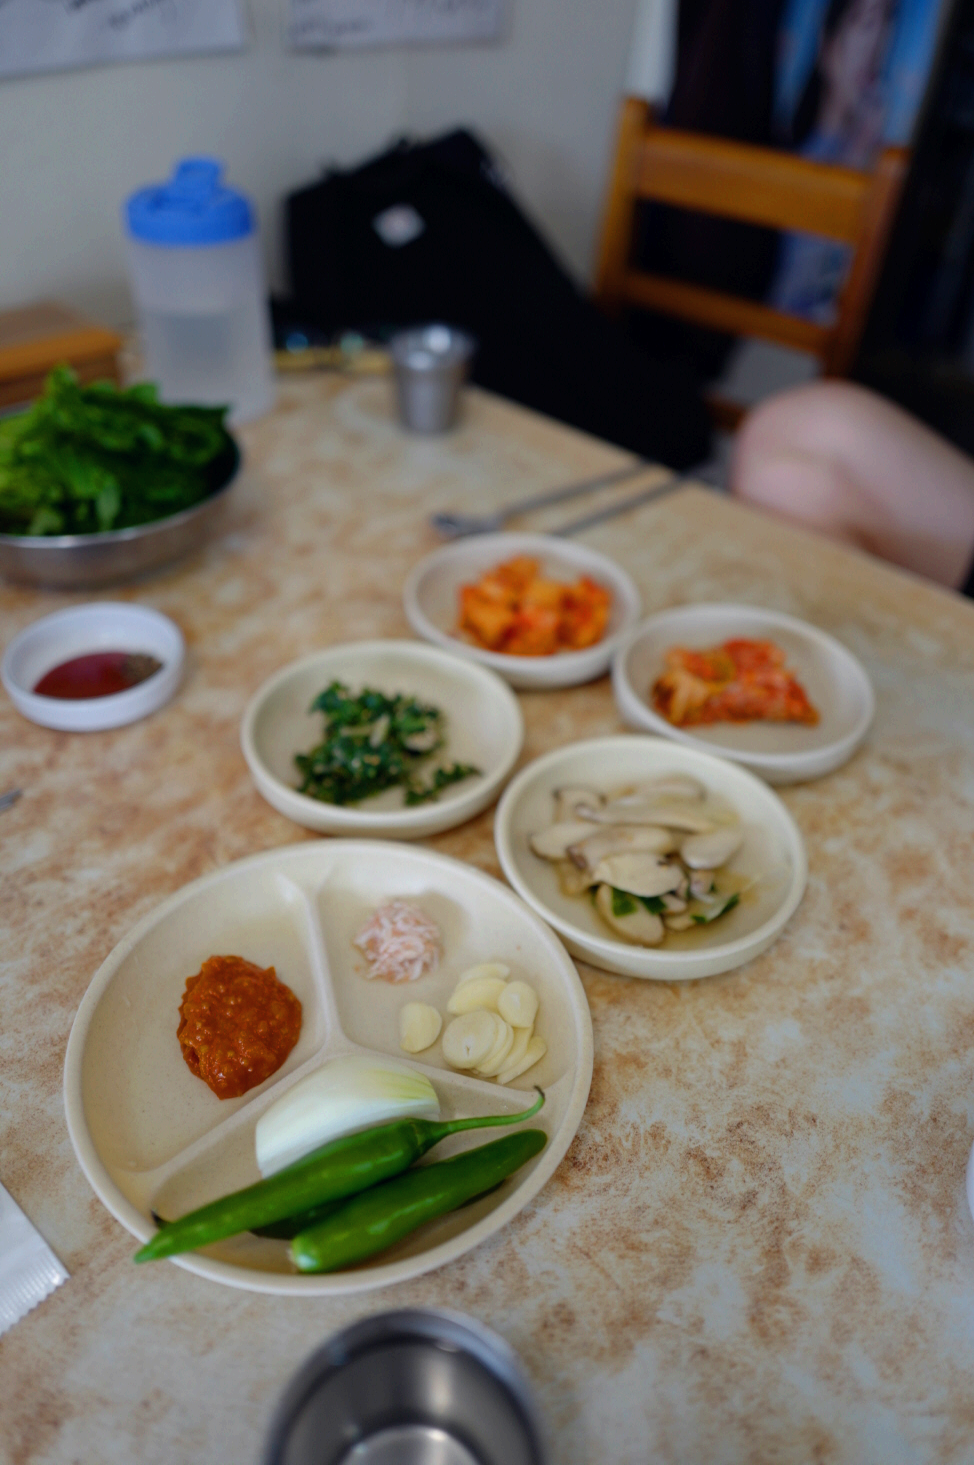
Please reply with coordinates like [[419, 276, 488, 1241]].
[[0, 437, 240, 589], [264, 1309, 548, 1465]]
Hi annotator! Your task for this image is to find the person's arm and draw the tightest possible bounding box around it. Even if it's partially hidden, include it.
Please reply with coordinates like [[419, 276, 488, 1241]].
[[729, 380, 974, 589]]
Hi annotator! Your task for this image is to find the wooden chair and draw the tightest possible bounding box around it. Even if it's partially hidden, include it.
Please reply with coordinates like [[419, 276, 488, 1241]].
[[594, 97, 909, 428]]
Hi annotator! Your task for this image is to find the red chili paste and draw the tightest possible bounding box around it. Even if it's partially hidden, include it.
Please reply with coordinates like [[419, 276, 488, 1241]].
[[177, 955, 302, 1100], [34, 651, 161, 700]]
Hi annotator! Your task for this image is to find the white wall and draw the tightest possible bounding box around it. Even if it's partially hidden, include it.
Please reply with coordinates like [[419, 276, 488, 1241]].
[[0, 0, 642, 326]]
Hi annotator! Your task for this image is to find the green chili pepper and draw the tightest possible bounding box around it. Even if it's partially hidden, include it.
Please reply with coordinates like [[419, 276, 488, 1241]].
[[251, 1198, 345, 1240], [133, 1089, 544, 1263], [291, 1128, 548, 1274]]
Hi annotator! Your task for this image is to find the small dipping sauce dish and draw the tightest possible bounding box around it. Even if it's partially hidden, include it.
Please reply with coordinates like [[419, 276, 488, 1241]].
[[1, 602, 185, 731]]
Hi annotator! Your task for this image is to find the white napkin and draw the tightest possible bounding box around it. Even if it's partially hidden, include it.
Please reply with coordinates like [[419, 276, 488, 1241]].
[[0, 1182, 68, 1336]]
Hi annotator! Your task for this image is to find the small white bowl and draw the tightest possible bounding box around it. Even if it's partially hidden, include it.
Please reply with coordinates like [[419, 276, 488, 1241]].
[[1, 602, 184, 732], [612, 603, 874, 784], [494, 734, 807, 981], [403, 532, 641, 690], [241, 639, 524, 839]]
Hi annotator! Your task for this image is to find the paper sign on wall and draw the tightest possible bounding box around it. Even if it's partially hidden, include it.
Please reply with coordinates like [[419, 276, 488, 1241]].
[[0, 0, 246, 80], [287, 0, 505, 52]]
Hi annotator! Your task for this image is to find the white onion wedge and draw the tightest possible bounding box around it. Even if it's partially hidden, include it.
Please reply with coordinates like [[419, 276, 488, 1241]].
[[255, 1055, 439, 1178]]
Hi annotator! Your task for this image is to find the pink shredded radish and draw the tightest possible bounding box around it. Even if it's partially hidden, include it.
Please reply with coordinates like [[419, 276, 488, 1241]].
[[353, 900, 441, 983]]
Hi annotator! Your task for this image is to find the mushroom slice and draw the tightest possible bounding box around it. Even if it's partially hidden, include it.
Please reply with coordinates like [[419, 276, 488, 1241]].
[[594, 884, 665, 946], [567, 825, 676, 871], [591, 853, 684, 898], [529, 821, 598, 861], [661, 892, 687, 913], [689, 870, 717, 901], [679, 828, 744, 869], [556, 859, 597, 896], [631, 774, 706, 802], [576, 798, 716, 832], [663, 913, 694, 932], [687, 892, 741, 925], [554, 786, 604, 823]]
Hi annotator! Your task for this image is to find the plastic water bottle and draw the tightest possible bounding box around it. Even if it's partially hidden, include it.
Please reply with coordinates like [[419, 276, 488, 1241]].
[[124, 158, 274, 425]]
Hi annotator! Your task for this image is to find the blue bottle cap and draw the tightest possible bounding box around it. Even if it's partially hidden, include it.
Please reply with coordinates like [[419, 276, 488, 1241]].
[[125, 158, 254, 246]]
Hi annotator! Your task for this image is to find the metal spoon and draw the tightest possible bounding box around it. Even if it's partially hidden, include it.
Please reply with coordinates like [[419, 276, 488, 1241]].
[[430, 460, 648, 539]]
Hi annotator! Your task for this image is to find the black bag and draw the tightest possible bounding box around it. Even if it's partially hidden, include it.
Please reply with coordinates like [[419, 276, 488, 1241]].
[[284, 129, 711, 470]]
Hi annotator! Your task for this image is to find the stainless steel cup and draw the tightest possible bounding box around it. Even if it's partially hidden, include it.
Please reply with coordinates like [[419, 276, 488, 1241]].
[[263, 1308, 548, 1465], [390, 325, 475, 433]]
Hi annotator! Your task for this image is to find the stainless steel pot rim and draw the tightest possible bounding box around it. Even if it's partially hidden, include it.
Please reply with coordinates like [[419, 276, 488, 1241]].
[[263, 1307, 547, 1465], [0, 437, 241, 550]]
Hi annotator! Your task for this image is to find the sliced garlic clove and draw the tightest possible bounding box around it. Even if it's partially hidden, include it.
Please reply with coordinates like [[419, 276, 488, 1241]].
[[497, 1036, 547, 1085], [493, 1022, 531, 1076], [497, 980, 539, 1029], [442, 1010, 501, 1069], [456, 962, 511, 985], [476, 1019, 516, 1076], [447, 976, 508, 1014], [399, 1002, 443, 1053]]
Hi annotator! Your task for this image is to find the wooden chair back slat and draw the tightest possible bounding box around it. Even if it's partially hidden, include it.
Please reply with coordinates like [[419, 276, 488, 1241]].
[[594, 96, 909, 407], [619, 270, 831, 354], [633, 129, 870, 241]]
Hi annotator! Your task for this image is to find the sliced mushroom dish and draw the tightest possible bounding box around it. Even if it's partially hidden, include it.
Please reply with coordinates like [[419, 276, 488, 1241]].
[[529, 776, 747, 946]]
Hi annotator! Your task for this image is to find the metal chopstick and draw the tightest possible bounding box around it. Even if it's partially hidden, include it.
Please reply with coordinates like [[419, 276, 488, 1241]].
[[552, 471, 696, 536], [491, 459, 649, 519]]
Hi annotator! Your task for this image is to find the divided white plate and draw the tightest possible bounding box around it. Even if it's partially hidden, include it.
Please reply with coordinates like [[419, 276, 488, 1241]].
[[612, 603, 874, 784], [241, 640, 524, 839], [63, 841, 593, 1295], [403, 532, 641, 690], [494, 735, 807, 981]]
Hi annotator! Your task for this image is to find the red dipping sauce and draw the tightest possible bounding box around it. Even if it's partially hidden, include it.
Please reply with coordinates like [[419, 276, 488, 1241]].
[[33, 651, 162, 700]]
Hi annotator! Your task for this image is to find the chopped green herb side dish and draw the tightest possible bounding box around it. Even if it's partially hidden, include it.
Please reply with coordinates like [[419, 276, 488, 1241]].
[[0, 366, 232, 537], [294, 682, 480, 807]]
